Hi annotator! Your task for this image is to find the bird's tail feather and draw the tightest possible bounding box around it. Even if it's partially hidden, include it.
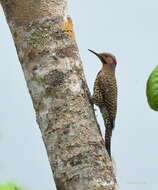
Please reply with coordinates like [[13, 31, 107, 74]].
[[99, 105, 115, 158], [105, 127, 112, 157]]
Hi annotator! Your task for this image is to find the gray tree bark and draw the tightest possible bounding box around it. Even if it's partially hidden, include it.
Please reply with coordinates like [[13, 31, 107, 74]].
[[1, 0, 119, 189]]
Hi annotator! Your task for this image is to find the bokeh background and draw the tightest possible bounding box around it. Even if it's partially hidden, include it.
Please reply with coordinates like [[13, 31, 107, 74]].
[[0, 0, 158, 189]]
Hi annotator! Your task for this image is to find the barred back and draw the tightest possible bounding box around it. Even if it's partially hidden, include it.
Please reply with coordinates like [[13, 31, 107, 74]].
[[92, 70, 117, 120]]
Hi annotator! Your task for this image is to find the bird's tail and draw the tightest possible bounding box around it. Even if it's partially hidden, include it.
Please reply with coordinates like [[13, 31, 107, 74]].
[[99, 105, 114, 158], [105, 121, 112, 158]]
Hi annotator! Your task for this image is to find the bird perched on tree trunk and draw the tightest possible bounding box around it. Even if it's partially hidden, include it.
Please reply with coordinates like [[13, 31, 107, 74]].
[[88, 49, 117, 158]]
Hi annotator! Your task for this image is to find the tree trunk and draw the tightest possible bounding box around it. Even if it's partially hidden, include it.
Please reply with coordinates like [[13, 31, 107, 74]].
[[1, 0, 118, 189]]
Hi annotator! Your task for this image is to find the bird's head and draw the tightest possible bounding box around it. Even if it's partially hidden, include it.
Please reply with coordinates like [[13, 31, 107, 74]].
[[88, 49, 117, 66]]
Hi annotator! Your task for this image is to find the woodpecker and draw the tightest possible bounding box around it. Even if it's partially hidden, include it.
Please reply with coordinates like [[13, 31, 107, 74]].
[[88, 49, 117, 158]]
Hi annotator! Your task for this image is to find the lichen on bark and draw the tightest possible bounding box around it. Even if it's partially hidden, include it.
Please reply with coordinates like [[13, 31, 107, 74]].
[[1, 0, 119, 189]]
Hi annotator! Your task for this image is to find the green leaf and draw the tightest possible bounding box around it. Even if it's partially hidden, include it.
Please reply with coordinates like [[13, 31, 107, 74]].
[[0, 182, 20, 190], [146, 65, 158, 111]]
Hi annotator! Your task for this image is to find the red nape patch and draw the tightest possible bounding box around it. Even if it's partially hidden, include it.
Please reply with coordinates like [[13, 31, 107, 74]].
[[114, 60, 117, 65]]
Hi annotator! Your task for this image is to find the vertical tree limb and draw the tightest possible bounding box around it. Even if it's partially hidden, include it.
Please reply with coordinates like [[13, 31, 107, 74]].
[[1, 0, 118, 189]]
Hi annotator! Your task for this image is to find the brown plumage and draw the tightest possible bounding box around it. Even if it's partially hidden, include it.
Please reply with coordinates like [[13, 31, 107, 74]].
[[88, 49, 117, 158]]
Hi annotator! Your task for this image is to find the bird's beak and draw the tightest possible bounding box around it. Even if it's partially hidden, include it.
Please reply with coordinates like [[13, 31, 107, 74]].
[[88, 49, 106, 64], [88, 49, 100, 57]]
